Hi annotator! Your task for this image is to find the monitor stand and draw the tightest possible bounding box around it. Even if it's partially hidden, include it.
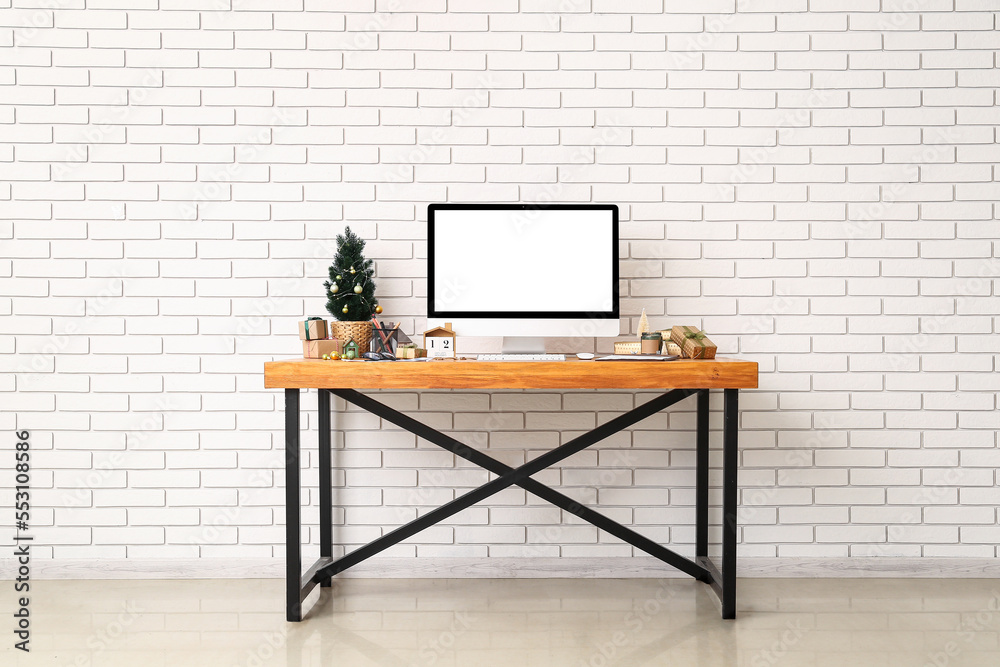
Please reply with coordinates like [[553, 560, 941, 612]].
[[501, 336, 546, 355]]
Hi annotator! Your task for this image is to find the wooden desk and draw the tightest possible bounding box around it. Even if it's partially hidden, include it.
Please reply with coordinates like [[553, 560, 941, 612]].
[[264, 357, 758, 621]]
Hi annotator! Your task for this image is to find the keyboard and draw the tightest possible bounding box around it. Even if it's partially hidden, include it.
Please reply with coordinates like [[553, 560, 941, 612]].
[[476, 354, 567, 362]]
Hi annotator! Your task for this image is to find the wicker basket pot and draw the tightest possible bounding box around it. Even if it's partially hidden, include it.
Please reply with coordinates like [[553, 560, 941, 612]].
[[329, 320, 373, 353]]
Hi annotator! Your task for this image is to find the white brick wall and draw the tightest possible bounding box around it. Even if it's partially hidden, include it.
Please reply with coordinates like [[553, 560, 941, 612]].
[[2, 2, 998, 569]]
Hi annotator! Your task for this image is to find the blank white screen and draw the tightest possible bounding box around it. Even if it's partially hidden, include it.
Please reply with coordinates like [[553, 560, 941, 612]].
[[433, 208, 614, 313]]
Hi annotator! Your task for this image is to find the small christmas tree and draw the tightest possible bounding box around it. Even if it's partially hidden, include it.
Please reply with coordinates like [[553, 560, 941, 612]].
[[637, 308, 650, 335], [324, 227, 380, 321]]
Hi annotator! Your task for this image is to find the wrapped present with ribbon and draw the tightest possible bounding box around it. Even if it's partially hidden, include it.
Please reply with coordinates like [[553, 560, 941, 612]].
[[397, 343, 426, 359], [670, 325, 717, 360], [303, 338, 342, 359], [298, 317, 329, 341]]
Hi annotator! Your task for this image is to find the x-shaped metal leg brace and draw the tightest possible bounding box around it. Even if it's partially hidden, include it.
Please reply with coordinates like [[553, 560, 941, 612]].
[[329, 388, 710, 582]]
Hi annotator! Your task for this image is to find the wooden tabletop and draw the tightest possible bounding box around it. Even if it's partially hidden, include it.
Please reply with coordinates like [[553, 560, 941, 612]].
[[264, 356, 758, 390]]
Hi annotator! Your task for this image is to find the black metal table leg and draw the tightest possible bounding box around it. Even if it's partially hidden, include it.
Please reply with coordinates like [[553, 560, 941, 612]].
[[722, 388, 739, 619], [695, 389, 709, 559], [285, 388, 302, 622], [317, 389, 332, 588]]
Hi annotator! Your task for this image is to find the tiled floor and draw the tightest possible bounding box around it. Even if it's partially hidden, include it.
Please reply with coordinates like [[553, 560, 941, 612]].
[[6, 578, 1000, 666]]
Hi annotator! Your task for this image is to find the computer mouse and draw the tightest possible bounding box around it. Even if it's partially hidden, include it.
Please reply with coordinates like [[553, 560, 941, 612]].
[[576, 353, 595, 360]]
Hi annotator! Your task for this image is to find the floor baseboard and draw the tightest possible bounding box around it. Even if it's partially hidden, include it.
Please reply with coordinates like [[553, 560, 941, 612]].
[[8, 557, 1000, 580]]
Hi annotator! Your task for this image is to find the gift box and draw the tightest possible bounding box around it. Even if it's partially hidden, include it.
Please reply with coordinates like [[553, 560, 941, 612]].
[[614, 341, 641, 355], [670, 326, 717, 360], [397, 344, 426, 359], [303, 338, 342, 359], [299, 318, 329, 341], [655, 330, 683, 356]]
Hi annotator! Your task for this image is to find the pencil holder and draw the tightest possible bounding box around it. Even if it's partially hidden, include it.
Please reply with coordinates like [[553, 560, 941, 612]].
[[371, 324, 398, 355]]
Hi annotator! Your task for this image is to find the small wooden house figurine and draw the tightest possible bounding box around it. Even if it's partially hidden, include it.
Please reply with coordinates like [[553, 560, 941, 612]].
[[423, 322, 455, 359]]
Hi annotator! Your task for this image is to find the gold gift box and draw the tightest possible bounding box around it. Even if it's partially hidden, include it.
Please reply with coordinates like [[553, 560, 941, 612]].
[[669, 326, 717, 360], [613, 341, 641, 355]]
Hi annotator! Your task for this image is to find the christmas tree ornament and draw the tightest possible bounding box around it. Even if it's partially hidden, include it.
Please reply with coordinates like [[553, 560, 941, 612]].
[[350, 267, 355, 274], [342, 306, 349, 314], [353, 284, 363, 294], [330, 284, 338, 293], [336, 275, 342, 281], [374, 305, 382, 314]]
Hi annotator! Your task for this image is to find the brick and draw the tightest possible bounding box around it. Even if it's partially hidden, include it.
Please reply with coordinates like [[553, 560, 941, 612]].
[[455, 526, 524, 544]]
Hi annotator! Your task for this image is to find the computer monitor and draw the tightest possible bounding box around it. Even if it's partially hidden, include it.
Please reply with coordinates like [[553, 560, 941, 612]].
[[428, 203, 620, 353]]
